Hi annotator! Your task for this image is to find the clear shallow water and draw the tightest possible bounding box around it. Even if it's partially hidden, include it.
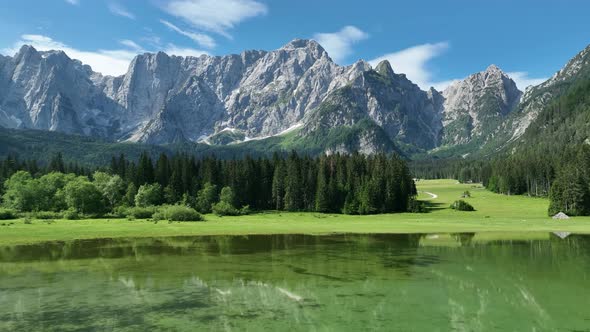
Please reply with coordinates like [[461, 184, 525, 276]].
[[0, 233, 589, 331]]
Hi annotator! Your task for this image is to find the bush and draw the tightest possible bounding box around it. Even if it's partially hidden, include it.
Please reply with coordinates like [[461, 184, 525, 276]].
[[212, 201, 239, 216], [154, 205, 203, 222], [450, 200, 475, 211], [64, 208, 80, 220], [239, 205, 251, 216], [212, 186, 242, 216], [407, 199, 428, 213], [32, 211, 63, 220], [126, 206, 157, 219], [0, 208, 18, 220], [113, 205, 130, 218]]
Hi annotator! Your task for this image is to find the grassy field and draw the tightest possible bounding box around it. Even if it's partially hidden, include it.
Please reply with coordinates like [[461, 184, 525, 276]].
[[1, 179, 589, 245]]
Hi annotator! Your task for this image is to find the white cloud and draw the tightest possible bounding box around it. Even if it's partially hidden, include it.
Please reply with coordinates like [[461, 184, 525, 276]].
[[431, 79, 461, 91], [313, 26, 368, 64], [163, 44, 208, 57], [119, 39, 143, 51], [2, 35, 135, 76], [506, 71, 547, 90], [369, 42, 449, 90], [162, 0, 267, 37], [2, 34, 208, 76], [65, 0, 79, 5], [160, 19, 216, 49], [108, 2, 136, 20]]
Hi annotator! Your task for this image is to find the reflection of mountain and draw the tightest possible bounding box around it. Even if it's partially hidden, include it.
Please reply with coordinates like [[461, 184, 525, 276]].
[[1, 233, 590, 330]]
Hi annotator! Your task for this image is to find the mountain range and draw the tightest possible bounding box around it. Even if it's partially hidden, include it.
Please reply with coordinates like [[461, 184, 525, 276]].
[[1, 39, 589, 158]]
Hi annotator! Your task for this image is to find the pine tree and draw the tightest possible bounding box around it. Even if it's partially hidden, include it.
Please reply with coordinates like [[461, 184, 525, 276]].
[[155, 154, 170, 187], [284, 151, 302, 211], [272, 160, 286, 210], [315, 158, 330, 213], [48, 153, 65, 173], [136, 152, 154, 185]]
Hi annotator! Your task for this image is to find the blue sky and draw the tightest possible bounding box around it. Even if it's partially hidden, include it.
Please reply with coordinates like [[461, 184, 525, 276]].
[[1, 0, 589, 90]]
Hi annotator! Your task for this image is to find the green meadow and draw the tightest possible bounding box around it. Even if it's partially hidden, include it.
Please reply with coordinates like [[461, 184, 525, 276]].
[[1, 179, 589, 246]]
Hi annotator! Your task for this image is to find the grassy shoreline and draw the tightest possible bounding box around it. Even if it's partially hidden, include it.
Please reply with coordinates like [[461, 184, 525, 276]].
[[1, 179, 590, 246]]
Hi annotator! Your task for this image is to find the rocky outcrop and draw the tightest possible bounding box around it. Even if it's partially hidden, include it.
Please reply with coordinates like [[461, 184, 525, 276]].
[[299, 60, 444, 152], [441, 65, 522, 145]]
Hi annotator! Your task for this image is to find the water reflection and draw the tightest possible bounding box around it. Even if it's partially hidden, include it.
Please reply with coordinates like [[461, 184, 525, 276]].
[[1, 233, 589, 331]]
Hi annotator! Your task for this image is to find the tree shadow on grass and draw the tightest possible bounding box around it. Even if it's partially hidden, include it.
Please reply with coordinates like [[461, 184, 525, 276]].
[[422, 200, 447, 213]]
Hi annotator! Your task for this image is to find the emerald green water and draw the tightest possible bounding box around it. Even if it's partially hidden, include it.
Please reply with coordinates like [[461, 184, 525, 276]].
[[1, 233, 589, 331]]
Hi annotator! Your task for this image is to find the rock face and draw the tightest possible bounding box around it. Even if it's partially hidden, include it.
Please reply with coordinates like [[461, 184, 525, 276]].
[[0, 40, 444, 152], [0, 46, 119, 136], [441, 65, 522, 146], [1, 39, 588, 156], [301, 60, 443, 153]]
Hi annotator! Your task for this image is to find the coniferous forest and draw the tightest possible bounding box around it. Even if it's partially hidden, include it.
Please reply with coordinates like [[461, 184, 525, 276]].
[[0, 152, 416, 219]]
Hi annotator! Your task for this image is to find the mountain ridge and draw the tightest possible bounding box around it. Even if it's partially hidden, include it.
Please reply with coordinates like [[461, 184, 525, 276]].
[[1, 39, 588, 158]]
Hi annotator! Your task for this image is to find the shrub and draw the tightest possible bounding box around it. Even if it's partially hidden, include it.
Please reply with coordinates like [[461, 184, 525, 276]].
[[32, 211, 63, 220], [113, 205, 130, 218], [0, 208, 18, 220], [239, 205, 251, 216], [212, 201, 239, 216], [407, 199, 428, 213], [154, 205, 203, 222], [126, 206, 157, 219], [64, 208, 81, 220], [450, 200, 475, 211], [212, 186, 242, 216]]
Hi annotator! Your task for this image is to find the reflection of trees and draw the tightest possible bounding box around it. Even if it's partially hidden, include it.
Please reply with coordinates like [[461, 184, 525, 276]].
[[367, 234, 441, 276], [451, 233, 476, 246]]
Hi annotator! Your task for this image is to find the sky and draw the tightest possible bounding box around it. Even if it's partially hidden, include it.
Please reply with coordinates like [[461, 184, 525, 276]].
[[1, 0, 589, 91]]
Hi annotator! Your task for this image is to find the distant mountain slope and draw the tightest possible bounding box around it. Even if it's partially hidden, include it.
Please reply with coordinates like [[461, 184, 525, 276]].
[[503, 44, 590, 144]]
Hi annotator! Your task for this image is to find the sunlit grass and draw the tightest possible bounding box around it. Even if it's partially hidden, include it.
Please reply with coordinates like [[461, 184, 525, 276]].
[[1, 179, 589, 245]]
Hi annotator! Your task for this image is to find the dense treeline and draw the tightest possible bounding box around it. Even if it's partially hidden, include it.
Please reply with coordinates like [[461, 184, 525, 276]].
[[410, 158, 488, 184], [0, 152, 417, 218]]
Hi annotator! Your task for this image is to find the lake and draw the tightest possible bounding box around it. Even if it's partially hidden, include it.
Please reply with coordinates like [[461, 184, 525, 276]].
[[1, 233, 589, 331]]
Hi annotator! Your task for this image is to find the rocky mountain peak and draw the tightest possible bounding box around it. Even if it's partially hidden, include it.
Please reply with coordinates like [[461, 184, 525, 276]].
[[283, 38, 321, 50], [440, 64, 522, 146], [485, 64, 502, 73], [375, 60, 395, 79], [13, 44, 41, 63], [280, 39, 328, 60], [16, 44, 37, 56]]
